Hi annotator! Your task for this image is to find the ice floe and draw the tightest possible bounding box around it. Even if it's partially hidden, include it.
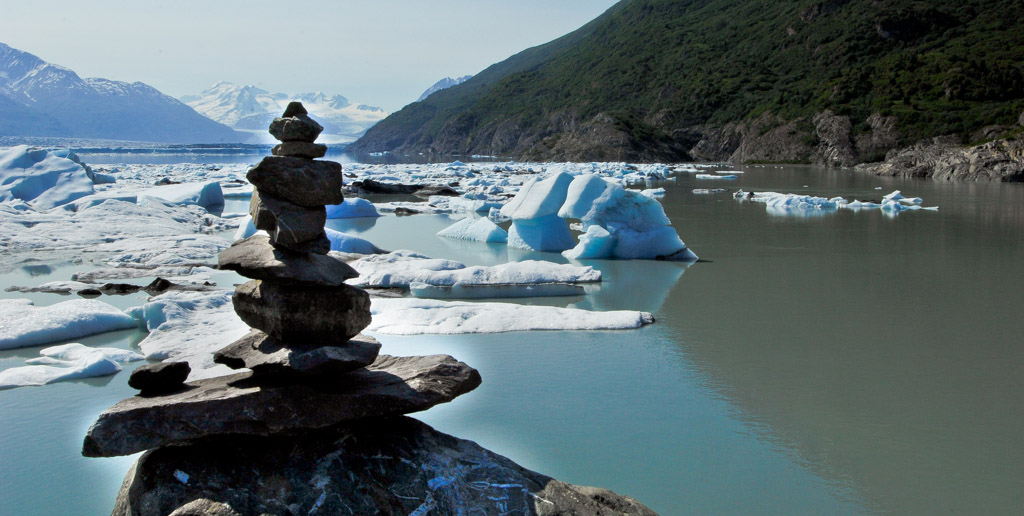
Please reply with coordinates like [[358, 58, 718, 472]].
[[436, 217, 508, 243], [734, 189, 938, 217], [0, 145, 96, 210], [0, 343, 143, 389], [128, 290, 249, 381], [0, 298, 138, 350], [367, 298, 654, 335]]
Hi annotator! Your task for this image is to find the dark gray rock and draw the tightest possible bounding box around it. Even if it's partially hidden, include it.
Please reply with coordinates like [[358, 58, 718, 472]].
[[111, 416, 656, 516], [857, 137, 1024, 182], [218, 235, 357, 286], [268, 115, 324, 143], [413, 184, 460, 197], [83, 354, 482, 457], [213, 330, 380, 378], [248, 189, 328, 252], [281, 101, 307, 118], [246, 156, 343, 207], [271, 141, 327, 159], [232, 280, 371, 341], [350, 178, 423, 194], [128, 362, 191, 395]]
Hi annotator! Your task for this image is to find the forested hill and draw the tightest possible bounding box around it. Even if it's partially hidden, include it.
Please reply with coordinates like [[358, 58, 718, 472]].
[[349, 0, 1024, 164]]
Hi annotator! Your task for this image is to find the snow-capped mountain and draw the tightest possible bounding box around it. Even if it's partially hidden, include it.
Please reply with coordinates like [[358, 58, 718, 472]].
[[417, 75, 473, 102], [0, 42, 243, 143], [182, 82, 388, 144]]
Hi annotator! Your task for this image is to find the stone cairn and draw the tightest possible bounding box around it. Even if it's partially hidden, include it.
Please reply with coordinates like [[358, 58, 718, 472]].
[[81, 104, 655, 515]]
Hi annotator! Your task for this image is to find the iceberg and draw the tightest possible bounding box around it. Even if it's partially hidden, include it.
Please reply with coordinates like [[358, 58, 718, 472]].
[[0, 299, 138, 350], [129, 290, 250, 380], [325, 228, 386, 254], [349, 252, 598, 290], [368, 298, 654, 335], [325, 197, 380, 219], [559, 175, 698, 261], [135, 182, 225, 209], [499, 173, 575, 251], [436, 217, 508, 243], [0, 145, 95, 210]]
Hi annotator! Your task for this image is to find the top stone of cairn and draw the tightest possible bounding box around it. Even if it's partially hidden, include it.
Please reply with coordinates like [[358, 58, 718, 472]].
[[269, 102, 324, 143]]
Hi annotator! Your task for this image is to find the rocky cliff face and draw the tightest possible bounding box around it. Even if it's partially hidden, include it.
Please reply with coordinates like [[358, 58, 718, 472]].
[[857, 137, 1024, 181]]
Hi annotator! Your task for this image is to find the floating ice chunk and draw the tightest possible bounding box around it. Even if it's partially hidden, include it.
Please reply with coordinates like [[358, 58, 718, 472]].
[[640, 188, 666, 198], [500, 173, 575, 251], [882, 190, 904, 203], [233, 215, 258, 240], [351, 255, 597, 289], [350, 251, 465, 288], [0, 145, 94, 210], [27, 343, 143, 365], [325, 197, 380, 219], [696, 174, 738, 180], [129, 290, 249, 381], [324, 228, 386, 254], [436, 217, 507, 243], [0, 351, 121, 389], [0, 299, 138, 350], [506, 213, 575, 251], [562, 226, 615, 260], [613, 226, 697, 261], [409, 282, 585, 299], [558, 174, 612, 219], [368, 298, 654, 335], [693, 188, 728, 194]]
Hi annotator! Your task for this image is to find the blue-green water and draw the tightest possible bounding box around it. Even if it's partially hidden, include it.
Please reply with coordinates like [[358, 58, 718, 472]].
[[2, 165, 1023, 514]]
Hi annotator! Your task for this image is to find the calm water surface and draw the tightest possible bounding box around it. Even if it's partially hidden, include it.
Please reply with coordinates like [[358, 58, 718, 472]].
[[2, 164, 1023, 515]]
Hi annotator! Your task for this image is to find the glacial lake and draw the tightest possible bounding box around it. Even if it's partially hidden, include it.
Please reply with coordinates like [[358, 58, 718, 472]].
[[2, 162, 1023, 515]]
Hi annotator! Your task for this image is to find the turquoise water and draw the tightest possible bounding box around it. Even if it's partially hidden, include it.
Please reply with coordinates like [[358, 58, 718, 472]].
[[2, 165, 1023, 514]]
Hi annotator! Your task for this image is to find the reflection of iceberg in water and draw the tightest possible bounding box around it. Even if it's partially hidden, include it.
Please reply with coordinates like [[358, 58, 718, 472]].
[[569, 259, 691, 314], [326, 215, 379, 234]]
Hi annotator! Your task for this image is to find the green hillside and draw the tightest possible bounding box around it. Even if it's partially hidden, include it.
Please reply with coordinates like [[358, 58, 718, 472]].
[[350, 0, 1024, 162]]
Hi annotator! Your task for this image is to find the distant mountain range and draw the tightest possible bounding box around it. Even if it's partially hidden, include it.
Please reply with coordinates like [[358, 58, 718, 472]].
[[417, 76, 473, 102], [350, 0, 1024, 164], [181, 83, 388, 144], [0, 42, 243, 143]]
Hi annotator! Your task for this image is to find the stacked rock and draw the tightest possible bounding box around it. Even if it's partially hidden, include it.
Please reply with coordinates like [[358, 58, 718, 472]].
[[81, 105, 482, 459], [80, 104, 656, 515]]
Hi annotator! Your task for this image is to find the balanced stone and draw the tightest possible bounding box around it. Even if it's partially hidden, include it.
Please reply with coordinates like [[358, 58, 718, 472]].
[[281, 101, 307, 118], [127, 362, 191, 395], [249, 190, 328, 252], [272, 141, 327, 159], [246, 156, 343, 207], [214, 330, 380, 378], [269, 115, 324, 143], [232, 280, 371, 341], [111, 417, 656, 516], [82, 354, 482, 457], [218, 235, 357, 286]]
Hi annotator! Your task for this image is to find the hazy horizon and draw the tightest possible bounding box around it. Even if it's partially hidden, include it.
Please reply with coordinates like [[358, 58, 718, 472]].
[[1, 1, 619, 112]]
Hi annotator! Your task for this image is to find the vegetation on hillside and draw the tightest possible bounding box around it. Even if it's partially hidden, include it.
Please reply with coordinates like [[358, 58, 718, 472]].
[[353, 0, 1024, 155]]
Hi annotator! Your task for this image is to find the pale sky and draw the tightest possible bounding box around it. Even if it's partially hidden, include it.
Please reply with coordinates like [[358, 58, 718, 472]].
[[0, 0, 619, 112]]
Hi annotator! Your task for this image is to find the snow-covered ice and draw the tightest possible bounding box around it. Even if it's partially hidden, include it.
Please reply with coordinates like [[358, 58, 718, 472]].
[[0, 145, 95, 210], [0, 343, 144, 389], [368, 298, 654, 335], [0, 298, 138, 350], [129, 290, 249, 380], [348, 252, 598, 290]]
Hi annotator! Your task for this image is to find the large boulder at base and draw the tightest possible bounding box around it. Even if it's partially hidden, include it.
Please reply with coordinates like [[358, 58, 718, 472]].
[[83, 354, 481, 457], [248, 189, 328, 252], [231, 280, 371, 341], [218, 235, 358, 286], [213, 330, 380, 378], [111, 416, 656, 516], [246, 157, 343, 207]]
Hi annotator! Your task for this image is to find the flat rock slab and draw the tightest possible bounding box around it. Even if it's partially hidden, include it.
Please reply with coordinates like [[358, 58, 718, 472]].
[[83, 354, 481, 458], [213, 329, 380, 378], [272, 141, 327, 159], [246, 157, 343, 207], [218, 235, 357, 286], [232, 280, 371, 341], [249, 189, 327, 251], [112, 416, 656, 516]]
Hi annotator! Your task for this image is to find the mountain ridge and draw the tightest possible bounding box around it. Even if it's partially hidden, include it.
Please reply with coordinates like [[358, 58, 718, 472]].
[[349, 0, 1024, 164], [0, 42, 244, 143]]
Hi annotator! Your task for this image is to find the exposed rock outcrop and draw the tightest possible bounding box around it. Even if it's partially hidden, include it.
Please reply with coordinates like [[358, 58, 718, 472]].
[[857, 137, 1024, 182]]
